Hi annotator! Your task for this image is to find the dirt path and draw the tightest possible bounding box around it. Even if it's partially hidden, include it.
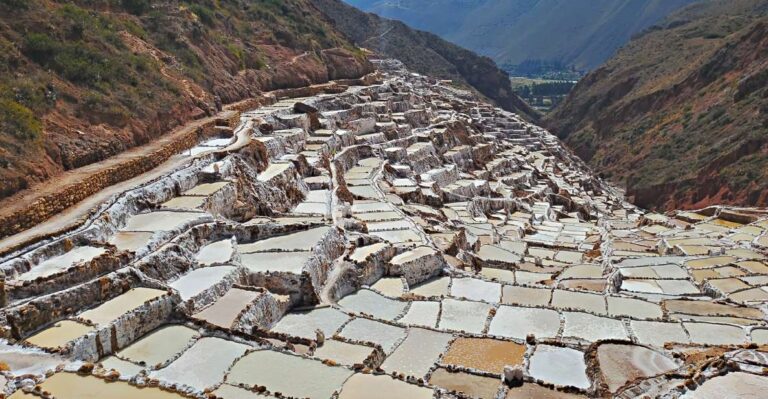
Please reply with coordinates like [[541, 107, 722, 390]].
[[0, 112, 227, 255]]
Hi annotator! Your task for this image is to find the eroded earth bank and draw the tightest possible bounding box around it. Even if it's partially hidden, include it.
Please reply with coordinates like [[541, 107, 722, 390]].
[[1, 60, 768, 399]]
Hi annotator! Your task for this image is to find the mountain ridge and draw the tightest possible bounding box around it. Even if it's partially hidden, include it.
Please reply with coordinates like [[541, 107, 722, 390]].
[[547, 0, 768, 210], [347, 0, 698, 72], [316, 0, 538, 120]]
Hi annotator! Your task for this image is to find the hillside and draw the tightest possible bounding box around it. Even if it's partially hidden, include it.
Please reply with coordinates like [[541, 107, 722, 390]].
[[0, 0, 372, 200], [346, 0, 697, 73], [314, 0, 537, 120], [547, 0, 768, 210]]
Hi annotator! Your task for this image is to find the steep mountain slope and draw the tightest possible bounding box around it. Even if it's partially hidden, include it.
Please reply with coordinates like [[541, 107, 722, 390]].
[[547, 0, 768, 210], [0, 0, 372, 200], [314, 0, 537, 120], [346, 0, 697, 72]]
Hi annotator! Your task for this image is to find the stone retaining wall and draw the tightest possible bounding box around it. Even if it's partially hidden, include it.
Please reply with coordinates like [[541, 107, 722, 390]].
[[0, 119, 220, 242]]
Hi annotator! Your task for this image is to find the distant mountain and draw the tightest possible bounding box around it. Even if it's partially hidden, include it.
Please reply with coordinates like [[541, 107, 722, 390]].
[[346, 0, 698, 72], [315, 0, 538, 120], [547, 0, 768, 210]]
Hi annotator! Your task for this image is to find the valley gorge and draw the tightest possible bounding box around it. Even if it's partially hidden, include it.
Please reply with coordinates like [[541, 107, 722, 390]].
[[0, 1, 767, 399]]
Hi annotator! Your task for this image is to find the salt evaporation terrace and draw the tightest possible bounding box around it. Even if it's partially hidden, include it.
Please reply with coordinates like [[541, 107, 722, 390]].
[[1, 59, 768, 399]]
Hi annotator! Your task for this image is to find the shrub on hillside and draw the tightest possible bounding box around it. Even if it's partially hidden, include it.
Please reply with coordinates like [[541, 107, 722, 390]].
[[0, 98, 41, 140]]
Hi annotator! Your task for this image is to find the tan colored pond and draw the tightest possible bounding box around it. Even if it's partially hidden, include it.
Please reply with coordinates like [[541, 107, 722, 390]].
[[116, 325, 198, 367], [100, 356, 145, 376], [551, 289, 606, 314], [441, 338, 526, 374], [79, 287, 166, 326], [32, 373, 184, 399], [480, 267, 516, 284], [227, 350, 353, 399], [664, 299, 763, 319], [110, 231, 153, 252], [429, 368, 501, 399], [339, 373, 434, 399], [193, 288, 259, 328], [25, 320, 95, 350]]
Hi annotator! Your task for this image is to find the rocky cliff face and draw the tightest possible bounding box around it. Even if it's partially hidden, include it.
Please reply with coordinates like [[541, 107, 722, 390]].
[[314, 0, 538, 121], [547, 0, 768, 210], [0, 0, 372, 200]]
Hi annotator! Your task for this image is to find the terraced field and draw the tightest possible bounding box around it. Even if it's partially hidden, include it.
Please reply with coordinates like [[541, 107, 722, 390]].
[[1, 60, 767, 398]]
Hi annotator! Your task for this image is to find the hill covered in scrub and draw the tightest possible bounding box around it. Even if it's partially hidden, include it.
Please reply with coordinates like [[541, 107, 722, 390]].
[[547, 0, 768, 210], [314, 0, 538, 121], [346, 0, 697, 73], [0, 0, 372, 200]]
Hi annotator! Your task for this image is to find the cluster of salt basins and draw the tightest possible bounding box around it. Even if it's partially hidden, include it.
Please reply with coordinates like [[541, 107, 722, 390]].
[[0, 59, 767, 399]]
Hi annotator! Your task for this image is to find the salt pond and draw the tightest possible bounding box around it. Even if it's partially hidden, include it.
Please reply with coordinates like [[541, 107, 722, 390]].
[[438, 299, 492, 334], [150, 337, 249, 390], [227, 350, 353, 399], [381, 328, 452, 378], [528, 345, 590, 389], [18, 246, 106, 281]]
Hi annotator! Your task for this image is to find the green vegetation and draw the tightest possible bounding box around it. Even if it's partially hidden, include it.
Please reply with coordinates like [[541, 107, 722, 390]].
[[511, 78, 577, 113], [0, 0, 30, 9], [121, 0, 151, 15], [23, 33, 125, 87], [187, 3, 215, 26], [0, 97, 41, 140], [0, 0, 369, 200], [504, 60, 583, 80]]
